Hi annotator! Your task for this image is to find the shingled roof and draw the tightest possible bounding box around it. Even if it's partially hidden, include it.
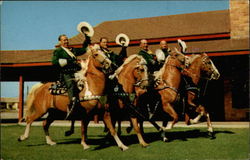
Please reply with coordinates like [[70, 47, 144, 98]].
[[0, 50, 53, 64], [1, 9, 249, 65], [69, 10, 230, 45]]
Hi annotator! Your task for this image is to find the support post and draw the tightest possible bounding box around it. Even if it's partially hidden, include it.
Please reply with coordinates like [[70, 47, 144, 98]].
[[18, 75, 24, 122]]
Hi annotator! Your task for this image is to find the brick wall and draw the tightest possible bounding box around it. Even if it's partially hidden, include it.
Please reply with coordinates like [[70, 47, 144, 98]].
[[230, 0, 249, 39]]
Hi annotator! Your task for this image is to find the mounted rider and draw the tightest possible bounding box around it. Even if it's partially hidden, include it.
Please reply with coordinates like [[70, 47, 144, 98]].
[[137, 39, 161, 88], [99, 34, 128, 73], [51, 22, 93, 119], [100, 34, 129, 100], [155, 40, 171, 67]]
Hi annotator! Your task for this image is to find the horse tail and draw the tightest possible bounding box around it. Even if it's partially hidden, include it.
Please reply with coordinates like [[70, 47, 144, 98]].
[[25, 83, 43, 118]]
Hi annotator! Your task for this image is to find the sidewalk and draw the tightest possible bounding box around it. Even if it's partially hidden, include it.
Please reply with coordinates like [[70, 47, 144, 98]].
[[1, 110, 249, 128]]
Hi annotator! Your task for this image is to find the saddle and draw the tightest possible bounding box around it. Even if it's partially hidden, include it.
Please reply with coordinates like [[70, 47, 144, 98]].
[[49, 81, 68, 95]]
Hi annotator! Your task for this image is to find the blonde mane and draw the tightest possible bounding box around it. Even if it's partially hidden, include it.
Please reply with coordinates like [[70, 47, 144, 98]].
[[110, 54, 146, 79], [187, 54, 200, 65], [154, 56, 171, 80]]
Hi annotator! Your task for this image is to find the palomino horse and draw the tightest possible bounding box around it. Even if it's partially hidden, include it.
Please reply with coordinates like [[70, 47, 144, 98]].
[[157, 53, 220, 140], [18, 46, 129, 151], [64, 54, 150, 145], [182, 53, 220, 133], [110, 54, 150, 147]]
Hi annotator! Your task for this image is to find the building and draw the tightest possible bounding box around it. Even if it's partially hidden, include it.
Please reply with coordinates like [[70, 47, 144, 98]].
[[0, 0, 249, 121]]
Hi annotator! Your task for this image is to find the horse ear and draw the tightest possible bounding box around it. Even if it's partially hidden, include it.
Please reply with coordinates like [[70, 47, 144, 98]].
[[201, 52, 208, 57]]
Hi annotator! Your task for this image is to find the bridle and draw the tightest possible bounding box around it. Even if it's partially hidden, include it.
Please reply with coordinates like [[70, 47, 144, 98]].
[[134, 63, 149, 88], [184, 55, 217, 80]]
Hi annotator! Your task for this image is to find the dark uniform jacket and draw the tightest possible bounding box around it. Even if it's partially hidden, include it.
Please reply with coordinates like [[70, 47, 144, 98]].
[[51, 37, 90, 73], [138, 49, 157, 73], [101, 46, 127, 69]]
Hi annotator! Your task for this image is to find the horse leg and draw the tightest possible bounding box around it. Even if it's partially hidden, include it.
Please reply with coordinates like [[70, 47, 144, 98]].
[[126, 120, 133, 133], [18, 111, 45, 141], [162, 103, 178, 130], [18, 123, 31, 141], [80, 119, 90, 150], [43, 113, 56, 145], [117, 120, 122, 136], [103, 111, 128, 151], [65, 120, 75, 136], [197, 105, 214, 133], [139, 120, 144, 135], [130, 117, 149, 147], [189, 105, 204, 124]]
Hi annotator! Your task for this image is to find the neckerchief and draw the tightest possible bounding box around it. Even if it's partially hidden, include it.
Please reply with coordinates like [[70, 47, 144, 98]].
[[61, 46, 76, 59]]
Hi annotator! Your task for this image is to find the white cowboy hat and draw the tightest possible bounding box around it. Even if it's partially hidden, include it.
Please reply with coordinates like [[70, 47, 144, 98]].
[[77, 21, 94, 37], [115, 33, 130, 47], [177, 39, 187, 53]]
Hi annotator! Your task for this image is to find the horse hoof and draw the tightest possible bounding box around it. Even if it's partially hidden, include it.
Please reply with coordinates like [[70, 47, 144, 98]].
[[141, 143, 149, 148], [83, 145, 90, 150], [18, 135, 27, 141], [126, 127, 132, 133], [48, 142, 57, 146], [120, 145, 129, 151], [208, 132, 216, 139], [65, 131, 74, 137], [163, 137, 170, 142]]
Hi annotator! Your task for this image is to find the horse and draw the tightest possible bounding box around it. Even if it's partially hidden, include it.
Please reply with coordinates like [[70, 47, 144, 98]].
[[182, 53, 220, 134], [149, 53, 220, 141], [18, 45, 129, 151], [109, 54, 150, 147]]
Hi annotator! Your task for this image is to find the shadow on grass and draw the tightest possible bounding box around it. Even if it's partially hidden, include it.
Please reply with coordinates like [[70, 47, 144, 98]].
[[162, 129, 235, 142], [26, 129, 235, 150]]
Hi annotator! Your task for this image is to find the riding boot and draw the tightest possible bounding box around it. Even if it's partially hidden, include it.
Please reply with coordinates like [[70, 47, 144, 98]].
[[65, 97, 78, 120], [147, 73, 155, 91]]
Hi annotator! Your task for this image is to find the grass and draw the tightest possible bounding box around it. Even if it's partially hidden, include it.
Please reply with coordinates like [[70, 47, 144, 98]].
[[1, 124, 249, 160]]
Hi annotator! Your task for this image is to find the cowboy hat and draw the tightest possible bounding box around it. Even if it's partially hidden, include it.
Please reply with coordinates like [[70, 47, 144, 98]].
[[115, 33, 130, 47], [77, 21, 94, 37], [177, 39, 187, 53]]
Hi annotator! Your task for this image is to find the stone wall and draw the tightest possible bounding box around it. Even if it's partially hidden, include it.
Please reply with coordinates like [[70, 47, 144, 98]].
[[230, 0, 249, 39]]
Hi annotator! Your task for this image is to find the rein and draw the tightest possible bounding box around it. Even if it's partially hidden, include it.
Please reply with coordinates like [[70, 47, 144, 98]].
[[156, 80, 178, 93], [183, 55, 215, 80]]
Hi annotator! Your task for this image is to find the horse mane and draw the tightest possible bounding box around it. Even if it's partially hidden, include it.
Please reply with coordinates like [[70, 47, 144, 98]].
[[187, 54, 200, 65], [154, 55, 171, 80], [74, 57, 94, 96], [74, 58, 89, 82], [111, 54, 146, 79]]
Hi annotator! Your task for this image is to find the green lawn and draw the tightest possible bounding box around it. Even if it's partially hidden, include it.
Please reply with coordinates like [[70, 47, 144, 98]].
[[1, 125, 249, 160]]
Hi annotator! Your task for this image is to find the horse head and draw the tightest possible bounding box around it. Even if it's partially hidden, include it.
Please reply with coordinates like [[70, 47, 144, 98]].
[[88, 44, 112, 72], [200, 53, 220, 80], [186, 53, 220, 81], [115, 55, 149, 91], [133, 56, 149, 89]]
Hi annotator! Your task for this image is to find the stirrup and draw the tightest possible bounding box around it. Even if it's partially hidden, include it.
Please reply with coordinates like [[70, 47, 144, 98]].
[[65, 106, 75, 120], [65, 99, 77, 120]]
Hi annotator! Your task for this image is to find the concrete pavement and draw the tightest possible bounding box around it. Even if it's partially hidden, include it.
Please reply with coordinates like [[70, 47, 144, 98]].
[[1, 110, 249, 128]]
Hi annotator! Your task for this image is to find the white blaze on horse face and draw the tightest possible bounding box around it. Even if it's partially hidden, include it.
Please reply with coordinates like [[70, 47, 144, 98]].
[[138, 58, 149, 88], [89, 44, 111, 69], [209, 60, 220, 80]]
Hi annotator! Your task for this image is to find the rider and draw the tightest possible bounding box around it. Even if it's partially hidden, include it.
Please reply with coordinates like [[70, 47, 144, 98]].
[[98, 36, 128, 132], [51, 33, 91, 119], [137, 39, 159, 87], [155, 40, 171, 67], [99, 37, 127, 71]]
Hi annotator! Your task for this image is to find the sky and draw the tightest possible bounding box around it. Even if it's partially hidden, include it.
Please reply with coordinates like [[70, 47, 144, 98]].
[[1, 0, 229, 98]]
